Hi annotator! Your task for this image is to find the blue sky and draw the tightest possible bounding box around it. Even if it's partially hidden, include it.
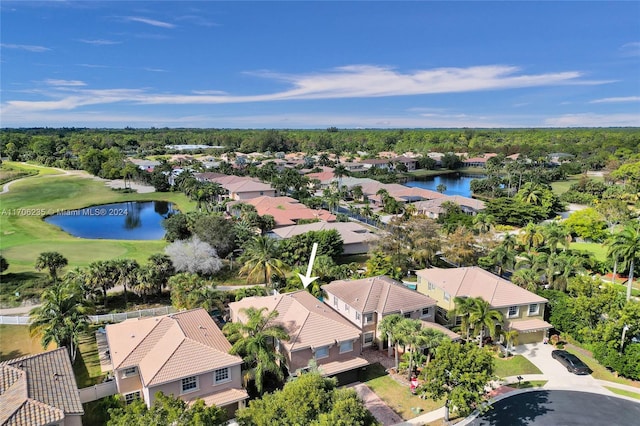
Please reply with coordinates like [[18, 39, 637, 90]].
[[1, 1, 639, 128]]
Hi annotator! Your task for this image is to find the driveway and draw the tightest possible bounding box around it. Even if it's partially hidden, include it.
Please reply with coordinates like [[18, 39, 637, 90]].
[[512, 342, 609, 393]]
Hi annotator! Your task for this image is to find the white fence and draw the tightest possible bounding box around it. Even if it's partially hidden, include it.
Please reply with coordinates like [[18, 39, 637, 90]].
[[0, 306, 176, 325], [79, 381, 118, 403]]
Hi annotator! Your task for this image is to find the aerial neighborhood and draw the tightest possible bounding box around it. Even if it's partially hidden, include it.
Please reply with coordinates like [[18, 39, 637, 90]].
[[2, 2, 640, 425]]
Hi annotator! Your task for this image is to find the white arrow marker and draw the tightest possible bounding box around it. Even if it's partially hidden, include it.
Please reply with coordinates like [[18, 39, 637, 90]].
[[298, 242, 319, 289]]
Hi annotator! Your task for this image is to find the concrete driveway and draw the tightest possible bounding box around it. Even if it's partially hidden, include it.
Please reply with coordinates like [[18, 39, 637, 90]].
[[512, 342, 609, 393]]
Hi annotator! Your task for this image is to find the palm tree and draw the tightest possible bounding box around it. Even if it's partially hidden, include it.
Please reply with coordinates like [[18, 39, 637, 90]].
[[86, 260, 119, 307], [113, 259, 139, 305], [502, 329, 519, 355], [396, 319, 422, 380], [378, 314, 403, 369], [451, 296, 475, 339], [421, 328, 446, 366], [518, 222, 544, 252], [473, 213, 496, 235], [511, 268, 539, 292], [29, 280, 92, 363], [607, 221, 640, 301], [222, 307, 290, 394], [436, 183, 447, 194], [35, 251, 68, 282], [239, 236, 288, 289], [147, 253, 176, 295], [542, 221, 572, 254], [468, 297, 504, 347]]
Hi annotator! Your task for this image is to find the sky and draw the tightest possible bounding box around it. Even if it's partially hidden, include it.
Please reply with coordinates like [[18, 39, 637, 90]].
[[1, 1, 639, 129]]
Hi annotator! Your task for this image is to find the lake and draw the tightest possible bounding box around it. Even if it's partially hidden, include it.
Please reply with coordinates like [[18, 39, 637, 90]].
[[405, 173, 483, 198], [44, 201, 175, 240]]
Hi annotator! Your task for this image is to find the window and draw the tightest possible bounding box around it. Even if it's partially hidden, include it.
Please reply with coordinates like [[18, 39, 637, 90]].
[[364, 313, 374, 324], [428, 281, 435, 291], [508, 306, 519, 318], [124, 391, 141, 404], [333, 296, 339, 307], [122, 367, 137, 378], [339, 340, 353, 354], [355, 311, 361, 321], [344, 303, 350, 313], [528, 304, 539, 315], [444, 292, 450, 302], [403, 312, 411, 319], [181, 376, 198, 393], [363, 332, 374, 346], [315, 346, 329, 359], [421, 307, 431, 317], [214, 367, 230, 384], [259, 191, 264, 195]]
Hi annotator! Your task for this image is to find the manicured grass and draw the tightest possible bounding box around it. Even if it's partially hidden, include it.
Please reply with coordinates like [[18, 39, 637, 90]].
[[73, 328, 106, 388], [493, 355, 542, 378], [604, 386, 640, 400], [550, 174, 604, 195], [509, 380, 548, 389], [565, 344, 640, 388], [360, 363, 444, 420], [0, 324, 55, 361], [570, 242, 608, 262], [0, 166, 195, 274]]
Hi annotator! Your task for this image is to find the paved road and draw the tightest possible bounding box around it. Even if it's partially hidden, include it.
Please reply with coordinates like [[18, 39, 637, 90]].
[[469, 390, 640, 426]]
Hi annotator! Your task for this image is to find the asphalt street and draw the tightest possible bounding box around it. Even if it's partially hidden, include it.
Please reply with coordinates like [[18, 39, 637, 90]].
[[470, 390, 640, 426]]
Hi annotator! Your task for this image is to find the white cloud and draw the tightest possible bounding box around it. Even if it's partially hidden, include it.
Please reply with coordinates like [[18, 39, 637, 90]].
[[544, 113, 640, 127], [620, 42, 640, 57], [1, 43, 50, 52], [77, 39, 121, 45], [44, 79, 87, 87], [590, 96, 640, 104], [124, 16, 175, 29]]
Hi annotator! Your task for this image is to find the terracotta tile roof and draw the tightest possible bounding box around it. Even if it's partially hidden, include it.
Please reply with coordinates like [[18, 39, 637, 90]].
[[415, 267, 547, 308], [106, 309, 242, 388], [1, 348, 83, 425], [420, 321, 462, 341], [412, 195, 485, 211], [318, 357, 369, 376], [230, 196, 335, 227], [229, 291, 361, 352], [189, 388, 249, 407], [391, 187, 445, 201], [322, 276, 437, 315], [270, 222, 378, 245], [506, 318, 552, 332]]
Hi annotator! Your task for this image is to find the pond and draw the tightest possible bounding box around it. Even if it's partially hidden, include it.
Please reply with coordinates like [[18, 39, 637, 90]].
[[404, 173, 484, 198], [44, 201, 176, 240]]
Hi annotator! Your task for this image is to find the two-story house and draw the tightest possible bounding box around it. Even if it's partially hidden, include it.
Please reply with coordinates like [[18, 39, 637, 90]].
[[228, 290, 368, 384], [322, 276, 448, 350], [105, 309, 248, 416], [415, 267, 552, 344]]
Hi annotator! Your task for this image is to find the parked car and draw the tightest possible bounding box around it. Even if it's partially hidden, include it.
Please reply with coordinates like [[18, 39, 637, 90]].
[[551, 350, 591, 375]]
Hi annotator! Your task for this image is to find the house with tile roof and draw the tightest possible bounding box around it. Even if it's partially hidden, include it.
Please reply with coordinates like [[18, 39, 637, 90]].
[[411, 195, 486, 218], [1, 348, 84, 426], [105, 308, 248, 414], [228, 291, 368, 384], [227, 196, 335, 227], [322, 276, 453, 351], [269, 221, 379, 254], [415, 267, 551, 344], [195, 173, 277, 201]]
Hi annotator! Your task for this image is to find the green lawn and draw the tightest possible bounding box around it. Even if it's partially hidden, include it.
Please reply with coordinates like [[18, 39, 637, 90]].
[[360, 363, 444, 420], [569, 242, 608, 262], [604, 386, 640, 400], [0, 324, 55, 360], [493, 355, 542, 378], [0, 165, 195, 274], [73, 327, 106, 388], [551, 174, 604, 195]]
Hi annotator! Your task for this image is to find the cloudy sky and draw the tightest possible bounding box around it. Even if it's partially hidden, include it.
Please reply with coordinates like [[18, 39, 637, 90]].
[[1, 1, 639, 128]]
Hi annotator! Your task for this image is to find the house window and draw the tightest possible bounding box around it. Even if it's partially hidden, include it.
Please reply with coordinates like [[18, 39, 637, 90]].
[[444, 292, 451, 302], [315, 346, 330, 359], [421, 307, 431, 317], [344, 304, 350, 313], [528, 304, 539, 315], [181, 376, 198, 393], [403, 312, 411, 319], [333, 296, 339, 307], [364, 313, 374, 324], [428, 281, 435, 291], [355, 311, 361, 321], [122, 367, 137, 378], [363, 332, 374, 346], [124, 391, 141, 404], [259, 191, 264, 195], [339, 340, 354, 354], [508, 306, 519, 318], [214, 367, 230, 384]]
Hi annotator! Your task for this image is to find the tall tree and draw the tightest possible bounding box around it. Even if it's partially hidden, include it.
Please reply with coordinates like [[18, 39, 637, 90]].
[[35, 251, 68, 282], [86, 260, 119, 307], [607, 221, 640, 301], [29, 280, 92, 363], [113, 259, 139, 305], [165, 236, 223, 275], [223, 307, 290, 394], [469, 297, 504, 347], [238, 236, 288, 289], [378, 314, 404, 370]]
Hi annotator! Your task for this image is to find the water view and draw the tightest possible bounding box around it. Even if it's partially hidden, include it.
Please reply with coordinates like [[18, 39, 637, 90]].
[[44, 201, 176, 240], [405, 173, 483, 198]]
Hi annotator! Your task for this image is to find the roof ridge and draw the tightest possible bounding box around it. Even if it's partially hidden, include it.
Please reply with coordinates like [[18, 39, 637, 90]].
[[1, 347, 67, 366], [144, 333, 186, 387], [378, 277, 392, 313], [116, 315, 169, 369], [361, 278, 375, 313]]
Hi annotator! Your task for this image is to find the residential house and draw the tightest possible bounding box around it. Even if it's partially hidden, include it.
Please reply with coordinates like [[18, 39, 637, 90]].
[[105, 309, 248, 415], [269, 221, 379, 254], [415, 267, 551, 344], [411, 195, 486, 219], [392, 156, 417, 171], [322, 276, 444, 350], [228, 291, 368, 384], [361, 158, 393, 170], [227, 196, 335, 227], [1, 348, 84, 426], [195, 173, 277, 200]]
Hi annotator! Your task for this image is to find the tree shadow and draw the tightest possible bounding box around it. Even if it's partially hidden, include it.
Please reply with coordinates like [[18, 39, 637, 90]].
[[0, 349, 26, 361], [472, 391, 552, 426]]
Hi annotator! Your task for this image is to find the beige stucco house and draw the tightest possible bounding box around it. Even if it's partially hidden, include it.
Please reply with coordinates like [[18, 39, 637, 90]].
[[1, 348, 84, 426], [269, 221, 379, 255], [415, 267, 552, 344], [228, 290, 368, 384], [105, 309, 248, 415], [322, 276, 452, 350]]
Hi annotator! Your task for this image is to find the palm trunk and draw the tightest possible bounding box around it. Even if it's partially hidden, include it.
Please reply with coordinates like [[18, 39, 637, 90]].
[[479, 325, 485, 348], [612, 259, 618, 285], [387, 336, 393, 357], [394, 343, 399, 371], [408, 347, 414, 381], [102, 285, 108, 307], [626, 260, 634, 301]]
